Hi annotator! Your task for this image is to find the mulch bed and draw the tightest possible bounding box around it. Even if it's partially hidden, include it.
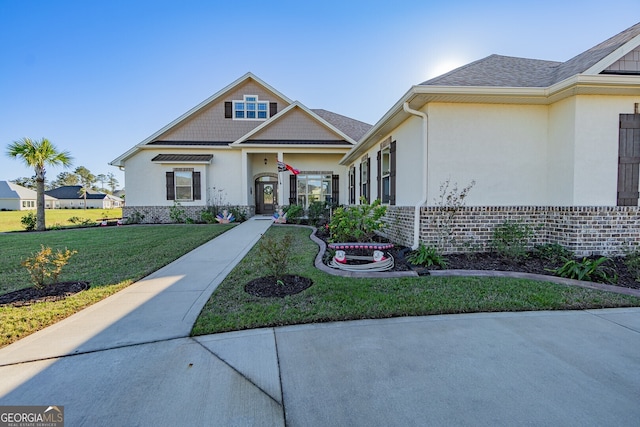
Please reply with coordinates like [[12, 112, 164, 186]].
[[245, 275, 313, 298], [0, 282, 90, 307]]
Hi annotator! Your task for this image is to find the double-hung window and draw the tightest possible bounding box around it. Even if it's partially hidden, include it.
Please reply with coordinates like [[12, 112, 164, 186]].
[[381, 146, 391, 204], [166, 169, 201, 201]]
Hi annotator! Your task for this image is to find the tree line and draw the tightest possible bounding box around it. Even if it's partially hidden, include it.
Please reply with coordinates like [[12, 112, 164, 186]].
[[11, 166, 120, 194]]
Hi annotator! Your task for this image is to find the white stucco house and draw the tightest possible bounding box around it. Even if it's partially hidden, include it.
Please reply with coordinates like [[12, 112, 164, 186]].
[[0, 181, 58, 210], [110, 73, 371, 221], [112, 22, 640, 255], [342, 22, 640, 255]]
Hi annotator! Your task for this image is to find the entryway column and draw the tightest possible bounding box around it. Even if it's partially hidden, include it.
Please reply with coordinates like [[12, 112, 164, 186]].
[[277, 151, 284, 206], [241, 150, 249, 207]]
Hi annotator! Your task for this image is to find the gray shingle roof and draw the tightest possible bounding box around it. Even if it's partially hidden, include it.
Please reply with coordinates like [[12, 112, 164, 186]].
[[46, 186, 107, 200], [421, 22, 640, 88], [312, 109, 372, 141]]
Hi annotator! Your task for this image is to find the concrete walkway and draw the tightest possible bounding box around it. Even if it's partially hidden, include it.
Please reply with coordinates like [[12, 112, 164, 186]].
[[1, 220, 640, 426]]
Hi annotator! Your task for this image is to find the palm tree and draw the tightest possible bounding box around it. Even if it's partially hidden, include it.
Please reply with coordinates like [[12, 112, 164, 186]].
[[6, 138, 73, 231]]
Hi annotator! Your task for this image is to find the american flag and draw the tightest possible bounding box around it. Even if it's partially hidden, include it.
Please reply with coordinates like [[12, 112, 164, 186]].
[[277, 160, 299, 175]]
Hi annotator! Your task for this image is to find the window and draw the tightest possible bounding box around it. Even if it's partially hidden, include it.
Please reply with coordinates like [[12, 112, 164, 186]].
[[233, 95, 269, 120], [360, 156, 370, 203], [166, 169, 201, 201], [381, 146, 390, 203], [295, 174, 332, 208]]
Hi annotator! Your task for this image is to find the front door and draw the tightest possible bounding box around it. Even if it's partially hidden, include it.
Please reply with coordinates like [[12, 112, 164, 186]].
[[256, 181, 277, 214]]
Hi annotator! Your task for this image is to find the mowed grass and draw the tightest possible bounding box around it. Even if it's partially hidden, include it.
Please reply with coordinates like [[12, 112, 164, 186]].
[[0, 224, 234, 347], [192, 226, 640, 335], [0, 208, 124, 232]]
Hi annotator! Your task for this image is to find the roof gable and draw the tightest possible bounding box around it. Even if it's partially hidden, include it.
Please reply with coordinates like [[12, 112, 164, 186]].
[[46, 185, 108, 200], [110, 72, 292, 166], [232, 102, 358, 146], [0, 181, 37, 199]]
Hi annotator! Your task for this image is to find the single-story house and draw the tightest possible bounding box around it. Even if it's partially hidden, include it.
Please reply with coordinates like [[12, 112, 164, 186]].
[[110, 73, 371, 221], [45, 186, 124, 209], [0, 181, 59, 210], [341, 22, 640, 255], [111, 22, 640, 255]]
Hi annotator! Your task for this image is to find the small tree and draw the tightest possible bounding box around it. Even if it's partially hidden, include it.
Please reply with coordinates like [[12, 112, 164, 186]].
[[21, 245, 78, 290], [432, 179, 475, 252], [258, 233, 293, 280]]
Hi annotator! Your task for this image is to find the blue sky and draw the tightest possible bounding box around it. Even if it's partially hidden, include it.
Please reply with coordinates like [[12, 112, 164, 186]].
[[1, 0, 638, 188]]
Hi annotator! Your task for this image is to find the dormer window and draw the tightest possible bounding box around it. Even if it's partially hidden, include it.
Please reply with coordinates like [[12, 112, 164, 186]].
[[234, 95, 269, 120]]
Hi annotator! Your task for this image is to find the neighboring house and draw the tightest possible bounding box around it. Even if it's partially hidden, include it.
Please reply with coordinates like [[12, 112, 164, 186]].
[[341, 22, 640, 255], [0, 181, 58, 210], [45, 186, 124, 209], [110, 73, 371, 221]]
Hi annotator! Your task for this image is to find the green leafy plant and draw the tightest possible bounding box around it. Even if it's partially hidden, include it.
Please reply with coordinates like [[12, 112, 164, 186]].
[[533, 243, 573, 263], [258, 233, 293, 279], [491, 220, 534, 260], [169, 201, 187, 223], [228, 206, 247, 223], [308, 200, 328, 227], [21, 245, 78, 290], [407, 243, 448, 268], [20, 211, 37, 231], [329, 197, 387, 243], [551, 256, 617, 284], [623, 247, 640, 282], [199, 208, 216, 224], [283, 204, 304, 224]]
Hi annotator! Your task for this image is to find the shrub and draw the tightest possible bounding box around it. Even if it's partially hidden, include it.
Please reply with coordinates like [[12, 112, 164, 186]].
[[491, 220, 534, 260], [199, 208, 216, 224], [169, 201, 187, 223], [283, 204, 304, 224], [68, 216, 95, 226], [258, 233, 293, 279], [20, 211, 37, 231], [21, 245, 78, 290], [228, 206, 247, 223], [551, 256, 617, 284], [329, 197, 387, 243], [125, 211, 145, 224], [623, 248, 640, 282], [407, 243, 447, 268], [533, 243, 573, 263], [308, 200, 329, 227], [432, 179, 475, 251]]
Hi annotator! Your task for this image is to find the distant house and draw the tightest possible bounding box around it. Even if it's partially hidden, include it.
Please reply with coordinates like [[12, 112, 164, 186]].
[[0, 181, 59, 210], [45, 186, 124, 209]]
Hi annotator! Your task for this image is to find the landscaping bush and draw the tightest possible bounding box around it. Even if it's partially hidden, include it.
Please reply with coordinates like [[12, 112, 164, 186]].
[[623, 248, 640, 282], [551, 256, 617, 284], [20, 211, 37, 231], [283, 204, 304, 224], [308, 200, 329, 227], [329, 197, 387, 243], [533, 243, 573, 263], [407, 243, 447, 268], [21, 245, 78, 290], [491, 220, 534, 260], [257, 233, 293, 279]]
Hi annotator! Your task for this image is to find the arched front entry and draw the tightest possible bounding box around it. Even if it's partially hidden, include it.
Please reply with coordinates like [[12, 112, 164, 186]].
[[255, 175, 278, 214]]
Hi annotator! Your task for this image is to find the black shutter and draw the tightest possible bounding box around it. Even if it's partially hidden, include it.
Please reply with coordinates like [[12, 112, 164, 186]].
[[166, 172, 175, 200], [358, 164, 362, 201], [224, 102, 232, 118], [332, 174, 340, 207], [193, 171, 201, 200], [289, 174, 297, 205], [390, 141, 396, 205], [366, 157, 371, 203], [270, 102, 277, 117], [349, 167, 355, 204], [376, 150, 381, 201]]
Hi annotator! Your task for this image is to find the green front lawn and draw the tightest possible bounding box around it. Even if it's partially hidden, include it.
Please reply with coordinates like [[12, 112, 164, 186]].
[[0, 208, 124, 232], [0, 224, 234, 347], [192, 226, 640, 335]]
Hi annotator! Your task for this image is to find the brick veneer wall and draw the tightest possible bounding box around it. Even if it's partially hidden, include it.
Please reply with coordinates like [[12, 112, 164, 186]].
[[382, 206, 640, 256], [123, 205, 255, 224]]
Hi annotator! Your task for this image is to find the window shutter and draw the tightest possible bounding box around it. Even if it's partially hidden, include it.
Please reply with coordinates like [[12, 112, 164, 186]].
[[366, 157, 371, 203], [349, 167, 355, 204], [270, 102, 277, 117], [224, 102, 232, 118], [617, 114, 640, 206], [390, 141, 396, 205], [332, 174, 340, 207], [377, 150, 381, 201], [289, 174, 297, 205], [166, 172, 175, 200], [358, 164, 362, 202], [193, 171, 201, 200]]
